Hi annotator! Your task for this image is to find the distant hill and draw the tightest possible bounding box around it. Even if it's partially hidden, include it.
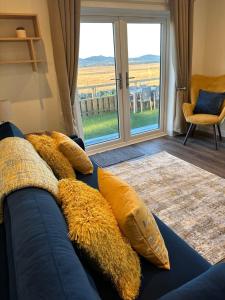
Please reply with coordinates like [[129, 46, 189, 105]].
[[79, 54, 160, 67]]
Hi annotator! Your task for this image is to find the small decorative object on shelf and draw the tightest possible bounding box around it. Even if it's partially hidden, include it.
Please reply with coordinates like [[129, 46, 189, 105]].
[[16, 26, 27, 38]]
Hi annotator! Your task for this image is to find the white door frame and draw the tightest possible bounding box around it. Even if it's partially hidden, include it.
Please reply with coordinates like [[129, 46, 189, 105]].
[[76, 14, 169, 153]]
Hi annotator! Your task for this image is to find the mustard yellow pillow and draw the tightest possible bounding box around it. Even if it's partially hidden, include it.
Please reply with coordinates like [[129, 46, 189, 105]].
[[51, 131, 93, 175], [98, 168, 170, 270], [58, 178, 141, 300], [26, 134, 75, 179]]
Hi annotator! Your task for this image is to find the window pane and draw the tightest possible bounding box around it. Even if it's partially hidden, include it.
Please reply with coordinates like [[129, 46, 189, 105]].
[[77, 23, 120, 146], [127, 23, 161, 136]]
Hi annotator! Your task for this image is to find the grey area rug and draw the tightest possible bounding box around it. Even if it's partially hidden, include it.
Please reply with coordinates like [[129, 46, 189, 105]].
[[91, 146, 144, 167], [107, 151, 225, 264]]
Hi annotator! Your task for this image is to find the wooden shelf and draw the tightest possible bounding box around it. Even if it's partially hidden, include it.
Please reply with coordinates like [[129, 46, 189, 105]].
[[0, 13, 44, 71], [0, 60, 45, 64], [0, 37, 41, 41], [0, 13, 38, 19], [0, 13, 40, 37]]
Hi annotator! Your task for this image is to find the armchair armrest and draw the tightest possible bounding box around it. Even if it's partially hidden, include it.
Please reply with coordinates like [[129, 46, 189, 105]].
[[160, 263, 225, 300], [218, 106, 225, 123], [182, 103, 195, 120]]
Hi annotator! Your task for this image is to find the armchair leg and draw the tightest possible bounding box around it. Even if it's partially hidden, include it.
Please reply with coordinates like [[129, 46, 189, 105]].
[[213, 125, 218, 150], [190, 124, 197, 137], [183, 123, 194, 145], [217, 124, 222, 141]]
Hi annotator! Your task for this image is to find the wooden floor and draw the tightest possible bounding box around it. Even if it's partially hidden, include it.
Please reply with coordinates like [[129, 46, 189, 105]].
[[128, 131, 225, 179]]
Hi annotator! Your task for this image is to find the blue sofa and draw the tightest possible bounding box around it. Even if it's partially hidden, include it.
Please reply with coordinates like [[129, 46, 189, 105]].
[[1, 122, 225, 300]]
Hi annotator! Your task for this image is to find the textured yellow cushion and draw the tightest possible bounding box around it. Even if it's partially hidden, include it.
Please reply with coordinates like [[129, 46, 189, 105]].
[[26, 134, 75, 179], [51, 131, 93, 174], [58, 179, 141, 300], [98, 168, 170, 270]]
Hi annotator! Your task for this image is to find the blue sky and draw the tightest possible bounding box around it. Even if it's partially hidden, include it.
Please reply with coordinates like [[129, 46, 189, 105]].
[[79, 23, 161, 58]]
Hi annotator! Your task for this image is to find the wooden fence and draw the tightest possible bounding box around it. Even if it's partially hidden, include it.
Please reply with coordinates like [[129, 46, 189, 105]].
[[79, 89, 160, 117], [79, 95, 117, 117]]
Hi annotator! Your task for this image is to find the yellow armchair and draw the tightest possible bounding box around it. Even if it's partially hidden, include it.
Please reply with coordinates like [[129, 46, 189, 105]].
[[182, 75, 225, 150]]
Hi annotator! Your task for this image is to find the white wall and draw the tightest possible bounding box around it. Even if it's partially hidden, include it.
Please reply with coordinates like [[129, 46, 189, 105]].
[[192, 0, 209, 74], [203, 0, 225, 76], [193, 0, 225, 76], [0, 0, 65, 134], [192, 0, 225, 135]]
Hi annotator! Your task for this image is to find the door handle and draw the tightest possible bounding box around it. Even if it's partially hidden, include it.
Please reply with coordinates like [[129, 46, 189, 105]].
[[126, 72, 135, 88], [110, 73, 122, 89]]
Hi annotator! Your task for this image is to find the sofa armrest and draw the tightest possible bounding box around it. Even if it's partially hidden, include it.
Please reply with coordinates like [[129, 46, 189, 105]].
[[160, 263, 225, 300]]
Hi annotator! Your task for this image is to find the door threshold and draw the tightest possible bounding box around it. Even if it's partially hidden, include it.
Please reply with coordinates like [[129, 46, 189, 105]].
[[86, 131, 167, 155]]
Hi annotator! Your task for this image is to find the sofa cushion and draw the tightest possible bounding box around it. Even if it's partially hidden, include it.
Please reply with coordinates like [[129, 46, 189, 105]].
[[52, 131, 93, 175], [26, 134, 76, 179], [194, 90, 225, 115], [4, 188, 100, 300], [160, 263, 225, 300], [0, 121, 24, 141], [58, 179, 141, 300], [98, 168, 170, 270]]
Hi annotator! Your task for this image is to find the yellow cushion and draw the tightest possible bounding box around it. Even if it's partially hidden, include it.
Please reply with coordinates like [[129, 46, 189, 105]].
[[26, 134, 75, 179], [51, 131, 93, 175], [186, 114, 219, 125], [98, 168, 170, 270], [58, 178, 141, 300]]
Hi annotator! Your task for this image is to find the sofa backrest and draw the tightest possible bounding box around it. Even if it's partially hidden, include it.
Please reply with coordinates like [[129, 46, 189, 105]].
[[5, 188, 100, 300], [0, 122, 24, 141]]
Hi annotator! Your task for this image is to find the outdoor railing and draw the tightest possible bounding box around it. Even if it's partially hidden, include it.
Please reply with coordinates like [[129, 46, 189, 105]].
[[78, 78, 160, 116]]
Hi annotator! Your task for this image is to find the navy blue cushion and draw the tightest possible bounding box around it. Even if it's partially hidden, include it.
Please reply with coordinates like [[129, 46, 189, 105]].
[[160, 263, 225, 300], [0, 121, 24, 141], [0, 225, 9, 300], [194, 90, 225, 115], [5, 188, 100, 300], [74, 163, 211, 300]]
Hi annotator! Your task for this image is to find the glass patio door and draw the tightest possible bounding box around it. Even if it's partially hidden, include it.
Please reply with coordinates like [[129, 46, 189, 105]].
[[77, 22, 122, 147], [126, 23, 161, 136], [77, 18, 166, 148]]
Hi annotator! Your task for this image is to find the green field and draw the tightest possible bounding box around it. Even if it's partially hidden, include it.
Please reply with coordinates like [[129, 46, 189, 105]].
[[82, 109, 159, 140]]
